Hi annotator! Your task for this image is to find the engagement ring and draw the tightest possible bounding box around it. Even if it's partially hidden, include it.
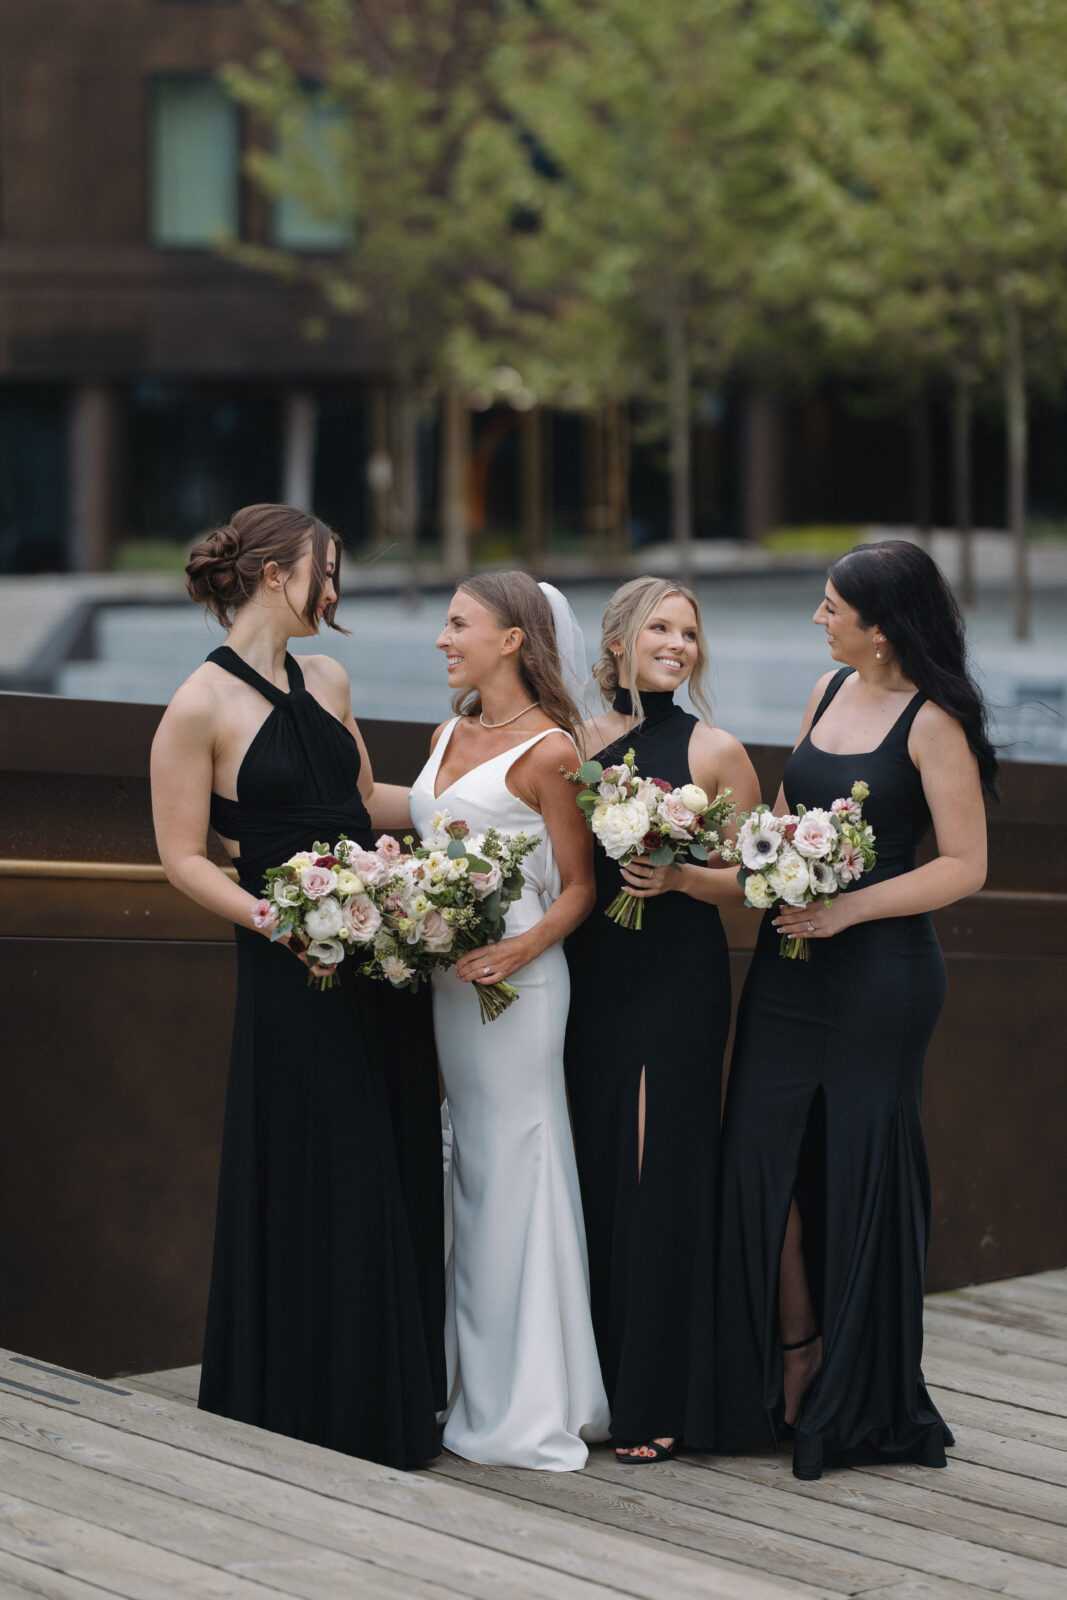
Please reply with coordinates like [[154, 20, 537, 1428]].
[[807, 920, 815, 933], [483, 966, 491, 976]]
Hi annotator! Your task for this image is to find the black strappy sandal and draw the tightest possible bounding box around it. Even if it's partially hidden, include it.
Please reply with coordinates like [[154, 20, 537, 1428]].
[[781, 1328, 822, 1430], [616, 1438, 678, 1464]]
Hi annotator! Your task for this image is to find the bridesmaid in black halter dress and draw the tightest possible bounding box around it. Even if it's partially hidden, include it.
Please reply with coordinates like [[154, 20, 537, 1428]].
[[715, 541, 996, 1480], [565, 578, 759, 1461], [151, 504, 442, 1468]]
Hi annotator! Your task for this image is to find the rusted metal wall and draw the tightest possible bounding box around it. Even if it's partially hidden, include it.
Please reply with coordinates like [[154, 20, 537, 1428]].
[[1, 691, 1064, 1375]]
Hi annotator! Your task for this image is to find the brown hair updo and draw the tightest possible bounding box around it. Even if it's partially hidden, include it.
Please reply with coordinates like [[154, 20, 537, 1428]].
[[451, 572, 580, 742], [592, 575, 714, 725], [186, 503, 347, 632]]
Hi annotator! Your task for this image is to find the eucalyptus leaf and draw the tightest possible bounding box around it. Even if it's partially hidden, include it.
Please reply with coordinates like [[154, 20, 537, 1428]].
[[446, 838, 467, 859], [650, 844, 675, 866], [577, 760, 604, 784], [688, 841, 709, 861]]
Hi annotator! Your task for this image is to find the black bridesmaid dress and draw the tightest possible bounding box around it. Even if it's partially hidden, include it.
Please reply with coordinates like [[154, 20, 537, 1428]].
[[716, 666, 954, 1480], [197, 645, 442, 1467], [565, 688, 730, 1448]]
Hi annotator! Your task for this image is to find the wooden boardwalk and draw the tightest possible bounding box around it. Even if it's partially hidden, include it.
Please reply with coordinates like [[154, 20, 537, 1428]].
[[0, 1271, 1064, 1599]]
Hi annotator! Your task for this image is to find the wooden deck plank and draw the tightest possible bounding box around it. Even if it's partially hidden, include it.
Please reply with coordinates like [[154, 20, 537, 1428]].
[[953, 1282, 1067, 1320], [924, 1339, 1067, 1418], [933, 1290, 1067, 1341], [556, 1450, 1067, 1598], [923, 1306, 1067, 1367], [433, 1452, 905, 1594], [0, 1355, 803, 1600], [929, 1387, 1067, 1455], [0, 1489, 303, 1600], [0, 1436, 518, 1600], [0, 1545, 144, 1599]]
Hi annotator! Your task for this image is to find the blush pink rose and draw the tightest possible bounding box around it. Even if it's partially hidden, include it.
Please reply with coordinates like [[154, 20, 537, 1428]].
[[792, 811, 838, 859], [342, 893, 382, 942], [300, 864, 338, 899], [376, 834, 402, 861], [251, 899, 276, 932], [420, 908, 455, 953], [344, 848, 389, 887], [468, 859, 504, 899], [657, 793, 699, 840]]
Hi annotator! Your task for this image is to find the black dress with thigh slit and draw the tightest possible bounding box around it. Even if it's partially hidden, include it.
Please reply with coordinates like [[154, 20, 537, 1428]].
[[564, 688, 730, 1447], [197, 645, 442, 1467], [716, 667, 954, 1479]]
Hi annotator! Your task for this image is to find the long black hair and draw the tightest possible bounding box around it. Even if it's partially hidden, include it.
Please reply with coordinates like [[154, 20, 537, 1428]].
[[829, 540, 999, 799]]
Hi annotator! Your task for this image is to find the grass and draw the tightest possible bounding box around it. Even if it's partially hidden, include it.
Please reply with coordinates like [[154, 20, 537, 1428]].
[[762, 525, 865, 556], [112, 540, 192, 574]]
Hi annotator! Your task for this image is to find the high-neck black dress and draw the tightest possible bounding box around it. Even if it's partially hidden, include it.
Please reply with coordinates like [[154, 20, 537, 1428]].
[[197, 645, 442, 1468], [716, 667, 954, 1479], [564, 689, 730, 1447]]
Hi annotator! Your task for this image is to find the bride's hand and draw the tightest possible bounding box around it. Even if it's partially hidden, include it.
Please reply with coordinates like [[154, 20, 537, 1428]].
[[620, 854, 680, 898], [455, 937, 530, 985]]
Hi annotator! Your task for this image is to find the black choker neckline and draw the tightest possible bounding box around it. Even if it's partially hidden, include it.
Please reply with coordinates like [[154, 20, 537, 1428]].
[[612, 687, 678, 725]]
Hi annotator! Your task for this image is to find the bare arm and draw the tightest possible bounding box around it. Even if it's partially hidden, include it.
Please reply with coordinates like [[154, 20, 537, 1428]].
[[453, 734, 595, 984], [775, 703, 987, 941], [150, 680, 264, 930]]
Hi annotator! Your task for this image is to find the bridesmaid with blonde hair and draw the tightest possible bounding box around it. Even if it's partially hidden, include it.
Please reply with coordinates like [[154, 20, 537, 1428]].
[[565, 575, 760, 1462]]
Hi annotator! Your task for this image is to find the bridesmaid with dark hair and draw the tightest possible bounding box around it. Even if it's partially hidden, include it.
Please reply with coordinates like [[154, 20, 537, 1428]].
[[565, 576, 759, 1463], [151, 503, 442, 1468], [716, 539, 996, 1480]]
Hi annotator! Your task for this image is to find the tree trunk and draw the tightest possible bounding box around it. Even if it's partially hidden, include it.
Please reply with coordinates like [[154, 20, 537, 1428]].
[[440, 385, 470, 580], [520, 405, 544, 572], [953, 374, 974, 607], [605, 398, 631, 560], [395, 385, 420, 607], [69, 385, 120, 572], [1004, 300, 1029, 641], [743, 388, 781, 543], [663, 300, 693, 581], [367, 386, 393, 547], [912, 385, 932, 552]]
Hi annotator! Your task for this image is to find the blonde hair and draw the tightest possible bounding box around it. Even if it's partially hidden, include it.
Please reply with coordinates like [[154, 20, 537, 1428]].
[[451, 571, 581, 741], [592, 575, 715, 726]]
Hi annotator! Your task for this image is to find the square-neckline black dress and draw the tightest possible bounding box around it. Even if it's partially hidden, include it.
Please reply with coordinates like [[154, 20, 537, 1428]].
[[716, 666, 954, 1479], [198, 645, 443, 1468]]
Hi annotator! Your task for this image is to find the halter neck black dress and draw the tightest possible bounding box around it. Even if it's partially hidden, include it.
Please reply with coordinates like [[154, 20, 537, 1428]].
[[565, 689, 730, 1448], [197, 646, 442, 1468], [716, 667, 954, 1479]]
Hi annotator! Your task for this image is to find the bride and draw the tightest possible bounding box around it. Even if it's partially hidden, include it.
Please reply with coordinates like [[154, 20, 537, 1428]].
[[409, 571, 610, 1470]]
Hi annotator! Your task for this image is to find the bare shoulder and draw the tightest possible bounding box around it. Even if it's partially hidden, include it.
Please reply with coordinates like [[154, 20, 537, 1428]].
[[298, 652, 350, 710], [689, 721, 747, 762], [159, 663, 222, 729], [910, 699, 971, 758], [527, 728, 581, 769], [429, 716, 457, 753]]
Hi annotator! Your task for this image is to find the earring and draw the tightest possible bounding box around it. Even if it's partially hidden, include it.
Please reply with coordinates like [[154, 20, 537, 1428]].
[[875, 636, 883, 661]]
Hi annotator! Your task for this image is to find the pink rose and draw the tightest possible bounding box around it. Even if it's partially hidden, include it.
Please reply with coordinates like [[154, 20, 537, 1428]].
[[251, 899, 276, 932], [300, 864, 338, 899], [342, 893, 382, 942], [657, 793, 699, 841], [344, 848, 389, 887], [376, 834, 402, 861], [468, 859, 504, 899], [420, 908, 455, 953], [793, 811, 838, 860]]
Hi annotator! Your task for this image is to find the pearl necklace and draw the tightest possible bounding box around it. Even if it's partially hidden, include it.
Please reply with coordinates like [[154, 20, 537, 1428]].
[[479, 699, 540, 729]]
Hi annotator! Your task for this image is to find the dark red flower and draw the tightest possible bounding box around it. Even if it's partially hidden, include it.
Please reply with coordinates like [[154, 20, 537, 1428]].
[[315, 855, 339, 868], [649, 777, 672, 791], [642, 832, 660, 850]]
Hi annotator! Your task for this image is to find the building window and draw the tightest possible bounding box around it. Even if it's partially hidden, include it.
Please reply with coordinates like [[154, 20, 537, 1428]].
[[151, 77, 239, 247], [274, 92, 353, 251]]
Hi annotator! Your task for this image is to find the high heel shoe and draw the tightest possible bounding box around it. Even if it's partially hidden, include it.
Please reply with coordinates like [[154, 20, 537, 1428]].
[[782, 1328, 822, 1431]]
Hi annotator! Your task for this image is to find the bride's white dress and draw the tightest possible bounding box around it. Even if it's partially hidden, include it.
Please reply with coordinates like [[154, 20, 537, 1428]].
[[410, 719, 610, 1470]]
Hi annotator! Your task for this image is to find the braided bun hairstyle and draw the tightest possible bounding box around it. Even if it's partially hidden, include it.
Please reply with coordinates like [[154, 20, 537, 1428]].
[[186, 503, 346, 632], [592, 575, 715, 725]]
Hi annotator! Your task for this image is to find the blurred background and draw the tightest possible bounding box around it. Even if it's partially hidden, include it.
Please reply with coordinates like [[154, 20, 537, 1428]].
[[1, 0, 1066, 757]]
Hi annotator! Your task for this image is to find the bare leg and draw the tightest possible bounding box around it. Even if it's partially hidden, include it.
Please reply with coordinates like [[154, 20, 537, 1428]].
[[617, 1068, 677, 1460], [779, 1198, 822, 1426]]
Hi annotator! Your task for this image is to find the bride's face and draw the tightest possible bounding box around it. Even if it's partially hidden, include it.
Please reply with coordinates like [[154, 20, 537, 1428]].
[[436, 589, 515, 689], [624, 594, 699, 693]]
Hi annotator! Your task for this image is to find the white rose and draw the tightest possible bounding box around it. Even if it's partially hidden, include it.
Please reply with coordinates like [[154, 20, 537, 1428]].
[[304, 896, 344, 939], [341, 893, 382, 943], [334, 868, 364, 896], [272, 881, 302, 907], [285, 852, 313, 869], [381, 953, 415, 985], [307, 937, 345, 968], [740, 823, 783, 872], [793, 809, 839, 860], [679, 783, 709, 813], [768, 847, 811, 907], [590, 798, 651, 860], [745, 872, 778, 909]]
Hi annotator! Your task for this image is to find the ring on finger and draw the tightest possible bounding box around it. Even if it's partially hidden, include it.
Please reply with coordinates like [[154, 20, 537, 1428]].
[[807, 920, 815, 933]]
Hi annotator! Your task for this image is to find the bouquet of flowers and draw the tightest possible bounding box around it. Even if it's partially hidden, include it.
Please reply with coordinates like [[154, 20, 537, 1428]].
[[255, 818, 538, 1020], [564, 746, 735, 930], [719, 780, 876, 960], [356, 812, 539, 1023]]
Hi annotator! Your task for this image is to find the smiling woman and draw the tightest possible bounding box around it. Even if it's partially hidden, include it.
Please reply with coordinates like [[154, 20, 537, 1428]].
[[149, 502, 443, 1470]]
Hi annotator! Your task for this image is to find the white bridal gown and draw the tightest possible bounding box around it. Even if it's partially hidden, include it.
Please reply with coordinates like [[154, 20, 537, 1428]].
[[410, 719, 610, 1470]]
